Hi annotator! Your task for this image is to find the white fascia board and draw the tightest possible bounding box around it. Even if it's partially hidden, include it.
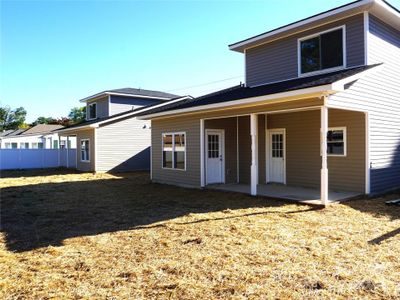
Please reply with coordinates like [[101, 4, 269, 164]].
[[229, 0, 373, 52], [139, 85, 335, 120]]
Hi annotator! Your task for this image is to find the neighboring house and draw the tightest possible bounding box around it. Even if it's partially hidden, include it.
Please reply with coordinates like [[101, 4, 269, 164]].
[[137, 0, 400, 205], [57, 87, 189, 172], [0, 124, 76, 149]]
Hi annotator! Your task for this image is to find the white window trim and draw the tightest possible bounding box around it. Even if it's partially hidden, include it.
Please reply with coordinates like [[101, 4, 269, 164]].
[[327, 126, 347, 157], [80, 138, 90, 162], [161, 132, 186, 171], [297, 25, 347, 77], [88, 103, 97, 120]]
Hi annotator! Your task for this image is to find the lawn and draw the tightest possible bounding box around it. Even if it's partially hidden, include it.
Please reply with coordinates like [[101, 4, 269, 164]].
[[1, 169, 399, 299]]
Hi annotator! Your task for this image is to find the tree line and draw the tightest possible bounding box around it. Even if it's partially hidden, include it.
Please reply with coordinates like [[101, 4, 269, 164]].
[[0, 106, 86, 131]]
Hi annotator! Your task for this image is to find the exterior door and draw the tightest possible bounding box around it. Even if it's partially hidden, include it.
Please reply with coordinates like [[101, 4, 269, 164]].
[[268, 129, 286, 184], [206, 130, 224, 184]]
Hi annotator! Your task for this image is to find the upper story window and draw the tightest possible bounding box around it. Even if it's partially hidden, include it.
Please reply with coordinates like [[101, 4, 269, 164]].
[[299, 26, 345, 76], [88, 103, 97, 119]]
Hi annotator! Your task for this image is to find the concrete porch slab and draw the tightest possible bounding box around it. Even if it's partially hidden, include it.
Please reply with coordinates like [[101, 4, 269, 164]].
[[208, 183, 361, 205]]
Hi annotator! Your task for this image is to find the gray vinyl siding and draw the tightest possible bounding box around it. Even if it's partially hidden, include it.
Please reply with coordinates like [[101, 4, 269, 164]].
[[328, 14, 400, 193], [76, 129, 95, 172], [109, 96, 162, 116], [86, 96, 109, 119], [96, 117, 151, 172], [246, 14, 365, 87]]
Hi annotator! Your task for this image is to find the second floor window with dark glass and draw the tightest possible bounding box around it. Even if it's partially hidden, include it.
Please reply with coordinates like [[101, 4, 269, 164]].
[[89, 103, 97, 119], [300, 28, 344, 74]]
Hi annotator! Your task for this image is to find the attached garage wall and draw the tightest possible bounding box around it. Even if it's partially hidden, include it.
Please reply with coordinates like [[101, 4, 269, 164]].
[[76, 129, 95, 172]]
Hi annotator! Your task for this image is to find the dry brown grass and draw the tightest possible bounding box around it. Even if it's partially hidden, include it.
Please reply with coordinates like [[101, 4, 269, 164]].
[[1, 169, 399, 299]]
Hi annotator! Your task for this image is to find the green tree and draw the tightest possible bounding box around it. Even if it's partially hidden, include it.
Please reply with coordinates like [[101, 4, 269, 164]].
[[31, 116, 55, 126], [0, 106, 27, 131], [68, 106, 86, 124]]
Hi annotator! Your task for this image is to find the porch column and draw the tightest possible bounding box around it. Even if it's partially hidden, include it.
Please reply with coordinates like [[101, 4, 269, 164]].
[[250, 114, 258, 196], [200, 119, 205, 187], [320, 106, 329, 205], [66, 136, 69, 168]]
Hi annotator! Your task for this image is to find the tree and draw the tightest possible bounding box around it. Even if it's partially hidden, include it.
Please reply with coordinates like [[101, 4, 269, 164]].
[[68, 106, 86, 124], [31, 116, 55, 126], [0, 106, 27, 131]]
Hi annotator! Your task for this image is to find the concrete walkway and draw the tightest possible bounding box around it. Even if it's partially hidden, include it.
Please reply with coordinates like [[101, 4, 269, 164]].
[[208, 183, 360, 205]]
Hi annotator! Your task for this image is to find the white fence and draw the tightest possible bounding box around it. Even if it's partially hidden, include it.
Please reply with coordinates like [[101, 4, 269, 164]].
[[0, 149, 77, 170]]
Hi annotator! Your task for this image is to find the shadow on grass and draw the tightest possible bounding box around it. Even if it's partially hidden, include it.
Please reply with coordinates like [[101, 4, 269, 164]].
[[1, 171, 313, 253], [0, 167, 80, 178]]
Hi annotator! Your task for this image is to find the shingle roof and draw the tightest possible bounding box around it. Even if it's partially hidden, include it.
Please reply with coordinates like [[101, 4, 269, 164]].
[[137, 65, 379, 117], [22, 124, 64, 135], [1, 129, 28, 137], [107, 88, 180, 99]]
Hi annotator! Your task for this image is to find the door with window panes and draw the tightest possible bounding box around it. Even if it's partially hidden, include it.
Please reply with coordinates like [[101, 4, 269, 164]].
[[268, 129, 285, 184], [206, 130, 224, 184]]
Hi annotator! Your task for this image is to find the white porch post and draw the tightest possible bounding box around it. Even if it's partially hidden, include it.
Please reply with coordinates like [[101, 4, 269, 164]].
[[200, 119, 205, 187], [320, 106, 329, 205], [66, 136, 69, 168], [250, 114, 258, 196]]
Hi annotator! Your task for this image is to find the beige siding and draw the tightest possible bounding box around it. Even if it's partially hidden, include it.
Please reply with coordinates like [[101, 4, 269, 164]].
[[76, 129, 95, 172], [266, 109, 365, 192], [151, 117, 200, 187], [96, 117, 151, 172], [151, 98, 365, 192], [205, 118, 237, 183]]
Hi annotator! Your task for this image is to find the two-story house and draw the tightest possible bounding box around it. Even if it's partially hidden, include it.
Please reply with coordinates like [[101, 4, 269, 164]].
[[137, 0, 400, 205], [58, 88, 190, 172]]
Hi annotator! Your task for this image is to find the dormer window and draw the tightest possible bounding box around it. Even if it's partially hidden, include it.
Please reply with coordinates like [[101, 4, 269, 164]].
[[298, 26, 345, 76], [88, 103, 97, 119]]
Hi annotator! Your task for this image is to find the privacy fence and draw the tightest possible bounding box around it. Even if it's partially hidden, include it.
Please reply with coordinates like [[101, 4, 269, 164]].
[[0, 149, 77, 170]]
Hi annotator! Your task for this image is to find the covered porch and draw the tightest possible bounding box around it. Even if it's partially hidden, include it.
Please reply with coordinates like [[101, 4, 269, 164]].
[[200, 102, 367, 205]]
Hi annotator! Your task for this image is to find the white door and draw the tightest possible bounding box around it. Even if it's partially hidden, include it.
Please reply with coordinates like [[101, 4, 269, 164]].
[[206, 130, 224, 184], [268, 129, 286, 184]]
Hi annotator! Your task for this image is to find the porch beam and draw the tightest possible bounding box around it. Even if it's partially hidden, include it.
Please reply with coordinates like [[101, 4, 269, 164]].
[[320, 106, 329, 206], [250, 114, 258, 196], [200, 119, 205, 187]]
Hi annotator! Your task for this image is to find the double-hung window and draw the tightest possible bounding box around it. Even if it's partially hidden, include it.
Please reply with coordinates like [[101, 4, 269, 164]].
[[162, 133, 186, 170], [327, 127, 346, 156], [299, 27, 345, 75], [88, 103, 97, 119], [80, 139, 90, 162]]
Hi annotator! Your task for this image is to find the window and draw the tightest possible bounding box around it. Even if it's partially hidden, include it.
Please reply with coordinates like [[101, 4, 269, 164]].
[[20, 142, 29, 149], [162, 133, 185, 170], [4, 143, 11, 149], [88, 103, 97, 119], [60, 140, 66, 149], [11, 142, 18, 149], [327, 127, 346, 156], [53, 140, 59, 149], [80, 139, 90, 162], [32, 142, 43, 149], [299, 27, 344, 75]]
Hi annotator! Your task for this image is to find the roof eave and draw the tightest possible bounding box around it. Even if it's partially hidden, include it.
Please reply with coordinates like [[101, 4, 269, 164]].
[[79, 92, 174, 103], [137, 84, 336, 120], [229, 0, 398, 53]]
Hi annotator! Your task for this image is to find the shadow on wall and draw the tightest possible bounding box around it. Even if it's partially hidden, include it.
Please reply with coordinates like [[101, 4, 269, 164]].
[[1, 171, 316, 252], [107, 147, 151, 173], [370, 142, 400, 194]]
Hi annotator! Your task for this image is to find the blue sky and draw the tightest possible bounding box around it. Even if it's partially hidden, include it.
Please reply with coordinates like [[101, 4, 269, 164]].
[[1, 0, 399, 123]]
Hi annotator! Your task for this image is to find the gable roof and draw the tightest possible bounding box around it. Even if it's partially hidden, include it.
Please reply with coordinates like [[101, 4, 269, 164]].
[[229, 0, 400, 52], [79, 88, 180, 103], [22, 124, 63, 134], [57, 95, 194, 133], [137, 65, 380, 119]]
